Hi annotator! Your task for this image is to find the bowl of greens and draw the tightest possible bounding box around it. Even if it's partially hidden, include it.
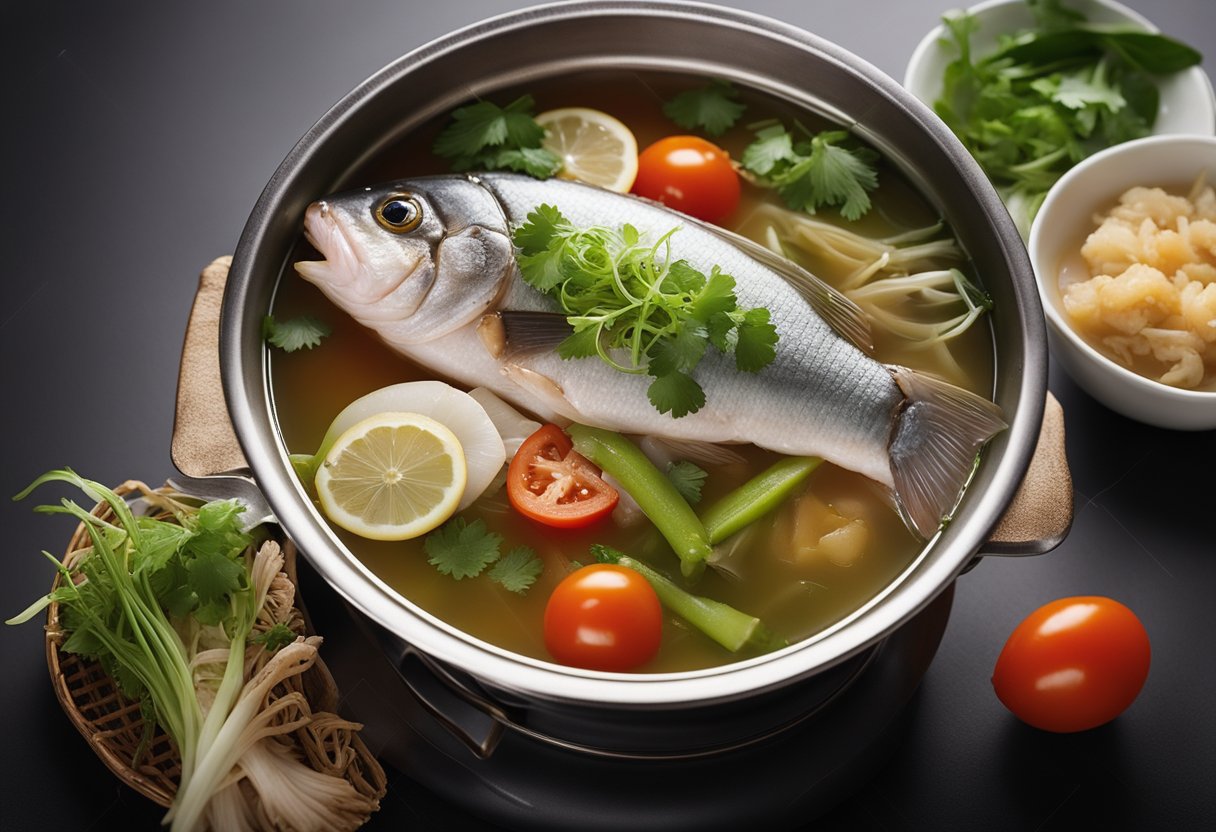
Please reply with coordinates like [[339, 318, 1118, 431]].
[[904, 0, 1214, 238]]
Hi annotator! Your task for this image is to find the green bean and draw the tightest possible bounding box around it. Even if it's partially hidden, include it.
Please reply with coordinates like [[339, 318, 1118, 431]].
[[592, 545, 785, 653], [568, 424, 712, 576], [700, 456, 822, 544]]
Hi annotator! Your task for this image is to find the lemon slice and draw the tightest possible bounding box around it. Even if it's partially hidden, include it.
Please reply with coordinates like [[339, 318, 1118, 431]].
[[537, 107, 639, 193], [315, 412, 466, 540]]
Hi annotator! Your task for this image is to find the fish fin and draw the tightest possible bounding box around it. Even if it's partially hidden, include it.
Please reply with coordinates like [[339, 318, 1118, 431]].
[[887, 367, 1007, 539], [499, 310, 575, 354], [690, 218, 874, 352], [500, 363, 579, 426]]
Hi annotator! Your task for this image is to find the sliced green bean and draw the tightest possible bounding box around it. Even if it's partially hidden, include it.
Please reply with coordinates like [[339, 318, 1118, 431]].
[[568, 424, 712, 576], [700, 456, 822, 544], [592, 545, 785, 653]]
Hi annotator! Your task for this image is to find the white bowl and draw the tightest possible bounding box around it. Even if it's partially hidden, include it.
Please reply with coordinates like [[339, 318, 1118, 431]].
[[1027, 134, 1216, 430], [904, 0, 1216, 138]]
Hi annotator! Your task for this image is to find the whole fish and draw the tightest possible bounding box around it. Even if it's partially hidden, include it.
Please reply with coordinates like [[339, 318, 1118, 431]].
[[295, 173, 1005, 538]]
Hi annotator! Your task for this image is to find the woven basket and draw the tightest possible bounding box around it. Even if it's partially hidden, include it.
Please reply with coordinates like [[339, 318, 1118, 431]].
[[44, 481, 387, 816]]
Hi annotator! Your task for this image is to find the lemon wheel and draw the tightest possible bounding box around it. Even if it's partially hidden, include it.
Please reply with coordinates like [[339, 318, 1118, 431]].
[[315, 412, 466, 540], [537, 107, 639, 193]]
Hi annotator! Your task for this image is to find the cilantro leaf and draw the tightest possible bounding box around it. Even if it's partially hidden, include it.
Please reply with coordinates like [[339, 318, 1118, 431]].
[[647, 322, 707, 377], [648, 371, 706, 418], [742, 125, 879, 221], [665, 461, 708, 505], [688, 268, 738, 323], [556, 325, 601, 359], [433, 95, 559, 180], [424, 517, 503, 579], [740, 123, 795, 176], [514, 204, 570, 255], [663, 80, 747, 136], [184, 549, 245, 609], [253, 622, 298, 652], [488, 547, 544, 594], [263, 315, 331, 352], [735, 308, 779, 372], [133, 518, 192, 576], [462, 145, 562, 178], [662, 260, 707, 294]]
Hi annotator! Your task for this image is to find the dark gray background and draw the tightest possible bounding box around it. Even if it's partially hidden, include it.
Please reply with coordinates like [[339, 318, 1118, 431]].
[[2, 1, 1213, 829]]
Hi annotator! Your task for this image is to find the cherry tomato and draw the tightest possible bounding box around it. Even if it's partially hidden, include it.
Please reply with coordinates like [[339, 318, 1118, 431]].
[[631, 135, 741, 223], [992, 596, 1150, 733], [507, 424, 619, 528], [544, 564, 663, 671]]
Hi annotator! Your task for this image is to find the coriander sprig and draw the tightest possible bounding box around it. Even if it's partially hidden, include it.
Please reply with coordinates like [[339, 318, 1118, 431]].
[[513, 205, 779, 418], [432, 95, 561, 178], [423, 517, 543, 594], [741, 122, 880, 221], [933, 1, 1202, 235], [662, 80, 747, 136]]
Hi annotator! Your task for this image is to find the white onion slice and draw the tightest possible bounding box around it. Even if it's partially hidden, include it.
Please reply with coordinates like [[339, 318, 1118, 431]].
[[467, 387, 543, 457], [318, 381, 505, 510]]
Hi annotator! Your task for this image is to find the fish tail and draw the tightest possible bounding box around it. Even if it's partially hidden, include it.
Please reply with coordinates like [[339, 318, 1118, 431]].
[[887, 367, 1007, 539]]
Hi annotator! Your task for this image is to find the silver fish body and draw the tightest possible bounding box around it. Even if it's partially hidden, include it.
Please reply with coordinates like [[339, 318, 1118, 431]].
[[296, 174, 1005, 537]]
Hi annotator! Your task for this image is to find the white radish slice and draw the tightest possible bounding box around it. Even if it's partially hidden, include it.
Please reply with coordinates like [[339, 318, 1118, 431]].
[[317, 381, 505, 510], [467, 387, 542, 457]]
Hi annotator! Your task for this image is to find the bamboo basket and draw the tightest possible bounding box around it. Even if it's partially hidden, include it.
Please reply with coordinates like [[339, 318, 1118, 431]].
[[44, 480, 387, 817]]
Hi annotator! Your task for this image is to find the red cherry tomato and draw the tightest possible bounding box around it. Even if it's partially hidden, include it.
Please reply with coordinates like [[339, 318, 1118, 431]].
[[507, 424, 618, 528], [992, 596, 1150, 733], [543, 564, 663, 671], [631, 135, 741, 223]]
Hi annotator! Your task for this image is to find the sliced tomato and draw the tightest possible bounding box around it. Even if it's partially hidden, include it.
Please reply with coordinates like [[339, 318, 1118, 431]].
[[507, 424, 619, 528]]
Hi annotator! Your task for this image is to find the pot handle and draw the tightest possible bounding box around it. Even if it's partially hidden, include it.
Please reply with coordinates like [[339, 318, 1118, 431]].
[[974, 392, 1072, 558], [173, 257, 1073, 552], [172, 256, 250, 477]]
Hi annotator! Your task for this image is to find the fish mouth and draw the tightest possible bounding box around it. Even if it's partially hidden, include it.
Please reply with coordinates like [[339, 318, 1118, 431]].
[[295, 200, 360, 288], [294, 201, 420, 305]]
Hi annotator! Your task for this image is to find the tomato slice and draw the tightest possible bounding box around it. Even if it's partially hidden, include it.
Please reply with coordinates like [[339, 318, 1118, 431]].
[[544, 564, 662, 671], [631, 135, 741, 224], [507, 424, 619, 528]]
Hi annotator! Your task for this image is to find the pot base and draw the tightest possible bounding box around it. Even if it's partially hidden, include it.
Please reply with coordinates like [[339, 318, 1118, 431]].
[[297, 557, 953, 830]]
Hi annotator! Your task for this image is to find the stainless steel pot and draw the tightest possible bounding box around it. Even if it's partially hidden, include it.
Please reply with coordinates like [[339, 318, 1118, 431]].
[[214, 0, 1067, 809]]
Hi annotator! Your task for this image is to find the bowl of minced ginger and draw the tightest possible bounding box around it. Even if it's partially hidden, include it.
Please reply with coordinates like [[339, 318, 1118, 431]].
[[1030, 134, 1216, 430]]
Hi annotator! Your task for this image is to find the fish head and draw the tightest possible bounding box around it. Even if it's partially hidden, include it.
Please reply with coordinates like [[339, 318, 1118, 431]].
[[295, 177, 513, 342]]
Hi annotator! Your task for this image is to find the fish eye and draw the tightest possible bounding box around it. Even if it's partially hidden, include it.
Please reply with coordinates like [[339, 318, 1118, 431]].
[[374, 194, 423, 233]]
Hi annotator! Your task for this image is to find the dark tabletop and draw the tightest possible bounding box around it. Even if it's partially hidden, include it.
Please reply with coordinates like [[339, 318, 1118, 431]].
[[3, 1, 1213, 830]]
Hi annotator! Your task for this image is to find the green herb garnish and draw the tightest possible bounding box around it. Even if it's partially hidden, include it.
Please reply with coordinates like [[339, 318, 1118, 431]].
[[934, 0, 1202, 235], [262, 314, 331, 352], [252, 621, 298, 652], [488, 546, 544, 594], [741, 123, 879, 221], [663, 80, 747, 136], [423, 517, 503, 579], [432, 95, 562, 178], [513, 205, 779, 418], [665, 461, 708, 505], [424, 519, 543, 594]]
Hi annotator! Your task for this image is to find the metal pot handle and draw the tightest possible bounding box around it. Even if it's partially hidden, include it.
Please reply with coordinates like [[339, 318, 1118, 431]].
[[173, 257, 1073, 551]]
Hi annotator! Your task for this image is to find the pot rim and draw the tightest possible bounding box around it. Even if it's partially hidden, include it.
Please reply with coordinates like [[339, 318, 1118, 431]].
[[223, 0, 1046, 708]]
